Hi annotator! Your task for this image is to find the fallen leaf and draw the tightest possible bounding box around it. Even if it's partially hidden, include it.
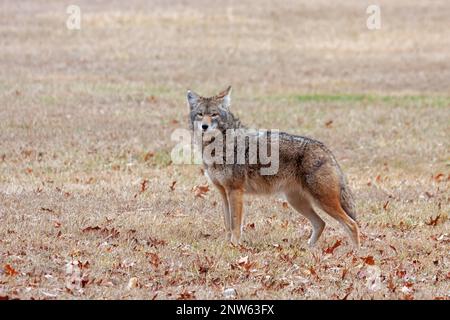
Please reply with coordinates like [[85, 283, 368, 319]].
[[272, 243, 282, 251], [198, 265, 209, 274], [434, 173, 444, 182], [42, 291, 58, 298], [147, 237, 167, 248], [362, 256, 375, 265], [192, 184, 209, 198], [424, 191, 434, 198], [382, 200, 390, 211], [21, 149, 33, 158], [425, 215, 441, 226], [401, 286, 412, 294], [396, 269, 406, 278], [279, 252, 298, 264], [309, 267, 317, 277], [324, 240, 342, 255], [235, 256, 257, 272], [65, 260, 89, 292], [431, 233, 449, 243], [148, 252, 161, 268], [146, 95, 157, 103], [177, 290, 196, 300], [341, 284, 353, 300], [341, 268, 348, 280], [195, 255, 213, 275], [85, 177, 95, 184], [140, 179, 149, 192], [120, 259, 135, 269], [80, 261, 90, 269], [325, 120, 333, 128], [389, 245, 397, 253], [238, 256, 249, 265], [127, 277, 139, 290], [223, 288, 237, 299], [144, 152, 154, 162], [82, 226, 120, 238], [4, 264, 18, 276], [82, 226, 101, 232], [387, 276, 396, 292], [169, 181, 177, 191]]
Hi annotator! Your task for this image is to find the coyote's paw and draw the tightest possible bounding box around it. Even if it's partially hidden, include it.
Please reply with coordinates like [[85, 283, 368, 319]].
[[307, 237, 318, 247], [307, 221, 325, 247], [230, 234, 241, 246]]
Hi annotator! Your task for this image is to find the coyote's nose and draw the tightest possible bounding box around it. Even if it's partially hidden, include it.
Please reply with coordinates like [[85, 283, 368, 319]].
[[201, 124, 209, 131]]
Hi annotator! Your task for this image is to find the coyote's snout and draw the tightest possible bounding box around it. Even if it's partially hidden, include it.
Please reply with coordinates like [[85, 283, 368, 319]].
[[187, 86, 360, 248]]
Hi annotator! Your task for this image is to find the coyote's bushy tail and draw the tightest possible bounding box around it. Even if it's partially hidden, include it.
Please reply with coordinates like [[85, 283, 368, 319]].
[[340, 178, 357, 221]]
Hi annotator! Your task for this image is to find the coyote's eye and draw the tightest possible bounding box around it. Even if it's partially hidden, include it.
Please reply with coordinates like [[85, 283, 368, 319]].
[[211, 113, 219, 117], [197, 112, 203, 117]]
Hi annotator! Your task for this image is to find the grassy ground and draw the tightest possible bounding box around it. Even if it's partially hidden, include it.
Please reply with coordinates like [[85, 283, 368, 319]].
[[0, 0, 449, 300]]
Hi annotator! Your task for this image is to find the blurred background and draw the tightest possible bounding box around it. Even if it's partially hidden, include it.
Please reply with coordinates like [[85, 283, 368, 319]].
[[2, 0, 450, 94]]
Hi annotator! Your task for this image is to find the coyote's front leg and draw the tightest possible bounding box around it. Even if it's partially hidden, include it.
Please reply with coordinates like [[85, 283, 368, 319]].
[[215, 184, 232, 241], [227, 188, 244, 245]]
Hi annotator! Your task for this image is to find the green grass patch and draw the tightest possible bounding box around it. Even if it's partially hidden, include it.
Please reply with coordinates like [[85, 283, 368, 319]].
[[39, 95, 60, 106], [150, 149, 172, 168], [82, 82, 174, 98], [295, 93, 368, 103], [263, 93, 450, 107]]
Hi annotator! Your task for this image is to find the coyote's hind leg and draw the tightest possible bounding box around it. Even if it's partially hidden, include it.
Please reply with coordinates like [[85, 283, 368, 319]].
[[318, 198, 360, 248], [304, 165, 361, 248], [285, 191, 325, 246]]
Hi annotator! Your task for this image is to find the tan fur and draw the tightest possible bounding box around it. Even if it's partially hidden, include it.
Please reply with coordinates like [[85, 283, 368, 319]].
[[187, 87, 361, 248]]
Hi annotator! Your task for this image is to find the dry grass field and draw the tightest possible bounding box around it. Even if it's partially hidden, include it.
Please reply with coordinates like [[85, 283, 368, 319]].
[[0, 0, 449, 300]]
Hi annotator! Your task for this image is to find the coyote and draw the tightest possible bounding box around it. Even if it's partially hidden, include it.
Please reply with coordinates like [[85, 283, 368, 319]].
[[187, 86, 360, 248]]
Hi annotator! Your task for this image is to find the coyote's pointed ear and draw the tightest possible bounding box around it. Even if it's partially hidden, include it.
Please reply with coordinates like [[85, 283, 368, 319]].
[[187, 90, 200, 109], [217, 85, 232, 109]]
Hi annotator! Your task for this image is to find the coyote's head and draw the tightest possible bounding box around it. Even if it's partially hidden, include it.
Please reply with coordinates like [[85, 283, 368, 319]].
[[187, 86, 240, 135]]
